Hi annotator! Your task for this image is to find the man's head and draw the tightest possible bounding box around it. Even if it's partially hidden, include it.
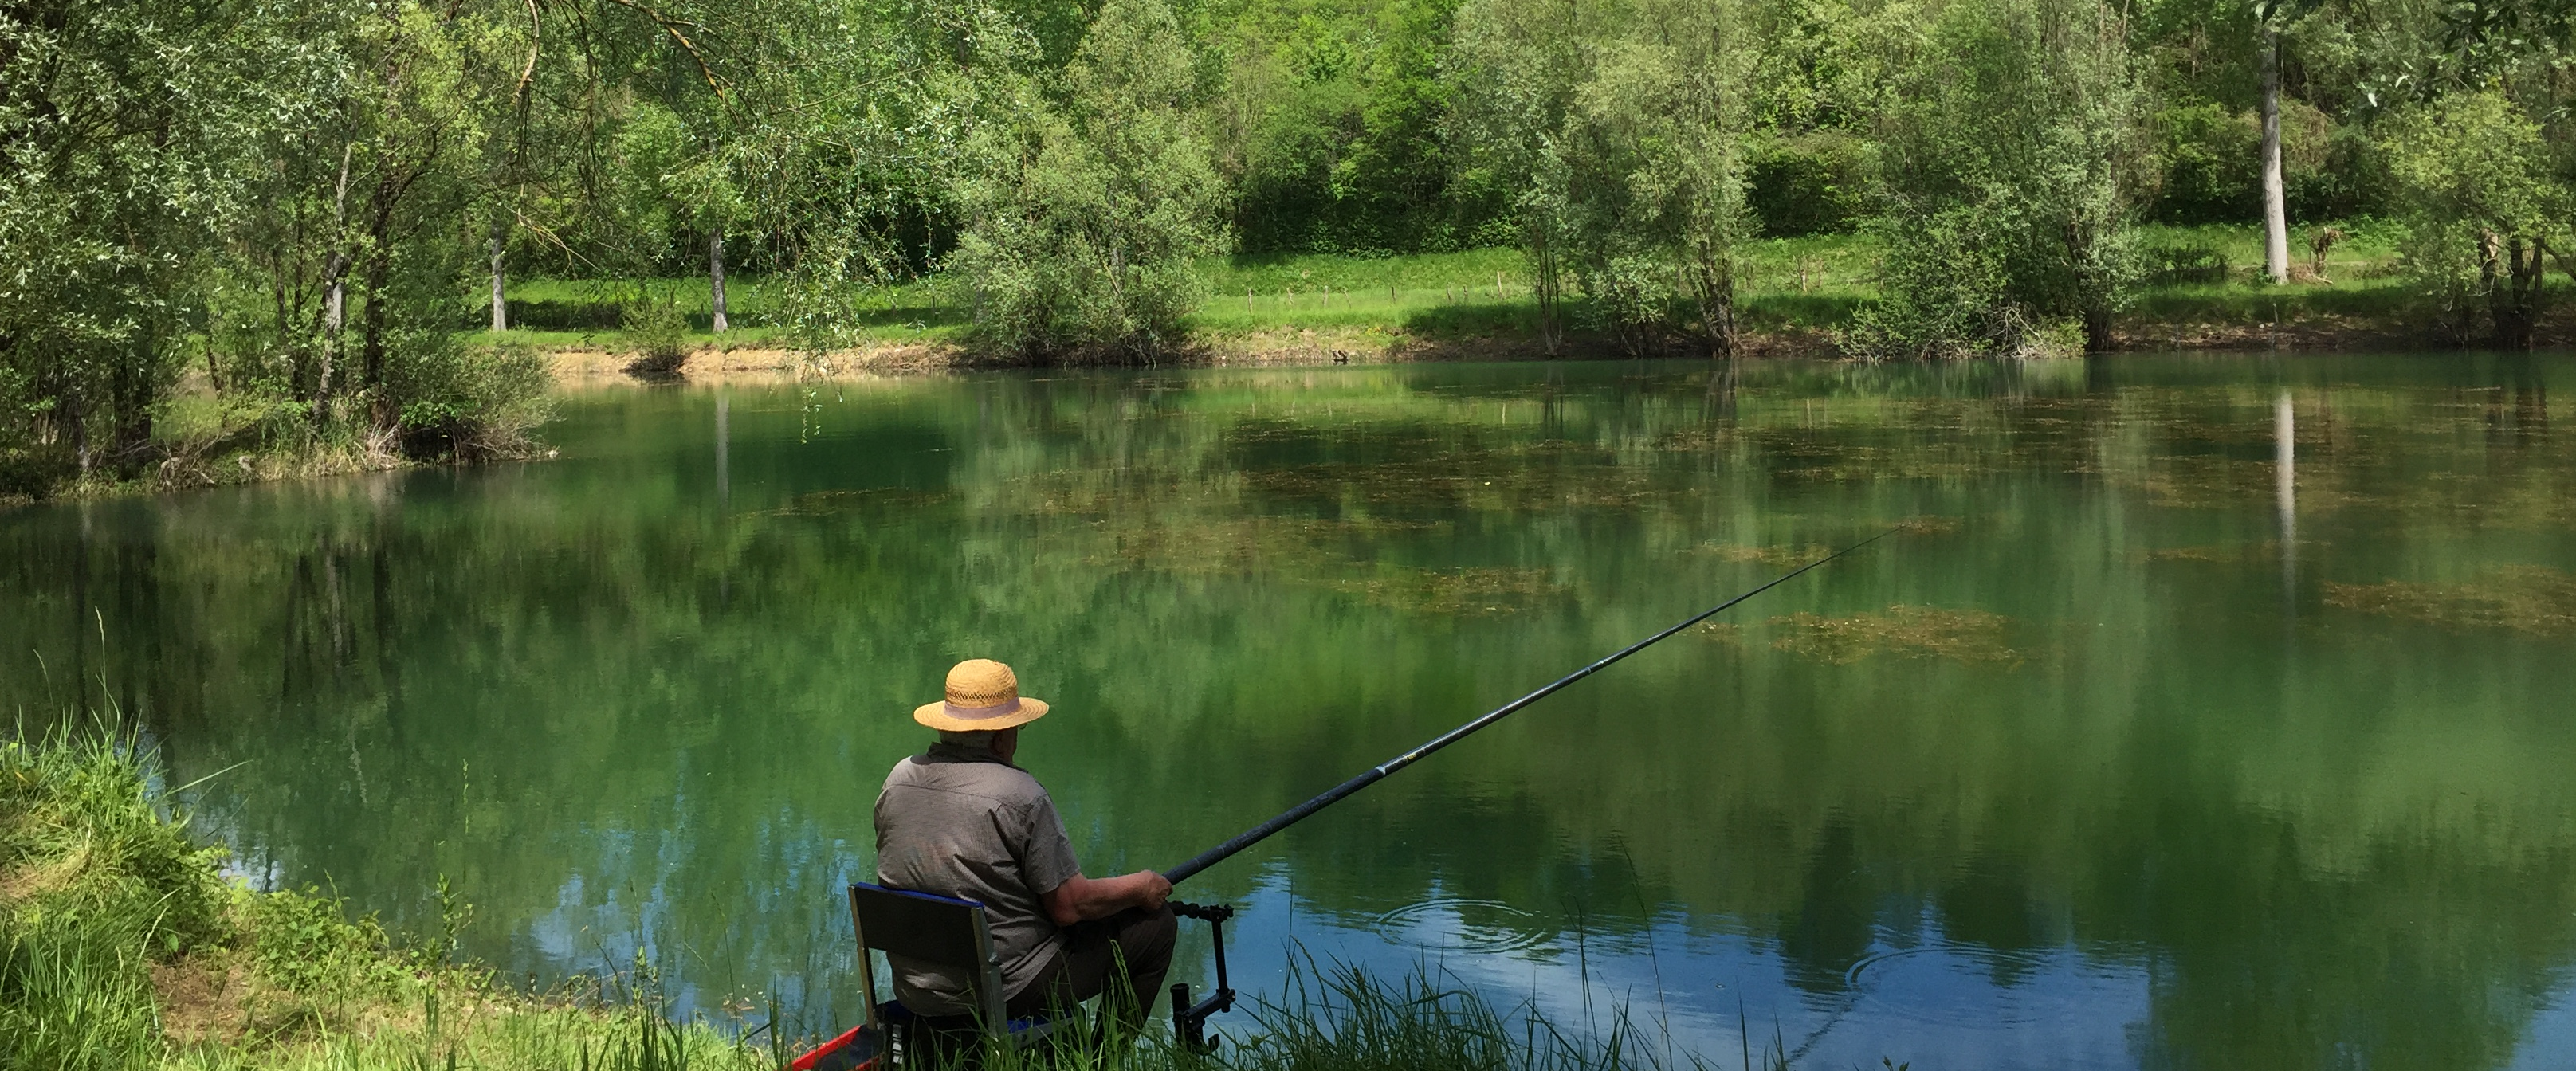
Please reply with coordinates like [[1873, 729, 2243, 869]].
[[915, 659, 1048, 741]]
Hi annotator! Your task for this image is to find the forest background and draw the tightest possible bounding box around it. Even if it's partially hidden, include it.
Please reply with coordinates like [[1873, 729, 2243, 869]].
[[5, 0, 2573, 497]]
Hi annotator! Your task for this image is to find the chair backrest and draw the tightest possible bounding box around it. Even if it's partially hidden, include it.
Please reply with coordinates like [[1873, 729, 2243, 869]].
[[847, 882, 1008, 1035]]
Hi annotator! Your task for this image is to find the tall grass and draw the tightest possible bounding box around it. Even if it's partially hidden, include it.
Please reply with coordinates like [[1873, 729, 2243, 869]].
[[960, 953, 1786, 1071], [0, 720, 765, 1071], [2, 722, 1778, 1071]]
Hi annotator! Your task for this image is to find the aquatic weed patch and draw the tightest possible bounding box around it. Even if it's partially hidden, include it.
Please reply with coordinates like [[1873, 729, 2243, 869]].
[[1692, 542, 1838, 567], [2323, 566, 2576, 634], [1321, 566, 1565, 615], [758, 486, 956, 518], [1768, 606, 2023, 665]]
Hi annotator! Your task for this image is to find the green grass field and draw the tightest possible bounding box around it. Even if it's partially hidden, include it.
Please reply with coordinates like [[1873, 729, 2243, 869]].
[[493, 221, 2430, 355]]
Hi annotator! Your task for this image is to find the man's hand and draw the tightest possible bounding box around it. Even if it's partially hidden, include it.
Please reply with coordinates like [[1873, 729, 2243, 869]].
[[1041, 869, 1172, 927], [1135, 870, 1172, 912]]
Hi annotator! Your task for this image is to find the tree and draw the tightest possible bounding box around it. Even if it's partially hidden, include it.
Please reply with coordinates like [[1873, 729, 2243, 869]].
[[0, 0, 318, 483], [1568, 0, 1759, 357], [2383, 89, 2563, 349], [1853, 0, 2149, 357], [948, 0, 1229, 361], [2257, 2, 2290, 282], [1448, 0, 1596, 355]]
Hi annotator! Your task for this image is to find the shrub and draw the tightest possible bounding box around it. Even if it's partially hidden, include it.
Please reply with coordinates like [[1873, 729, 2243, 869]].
[[391, 338, 555, 461], [620, 292, 693, 379], [1749, 132, 1874, 237], [2147, 101, 2258, 225], [1860, 0, 2146, 355], [2383, 89, 2566, 349], [2142, 241, 2232, 285], [948, 0, 1227, 363]]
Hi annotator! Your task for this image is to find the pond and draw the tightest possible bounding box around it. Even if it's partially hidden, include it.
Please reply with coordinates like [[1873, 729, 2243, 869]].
[[4, 355, 2574, 1070]]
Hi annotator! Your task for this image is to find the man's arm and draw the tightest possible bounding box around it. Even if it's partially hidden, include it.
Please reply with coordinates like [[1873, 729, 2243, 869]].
[[1039, 869, 1172, 927]]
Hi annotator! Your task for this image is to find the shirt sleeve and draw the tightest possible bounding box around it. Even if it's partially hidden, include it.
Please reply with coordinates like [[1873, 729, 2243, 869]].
[[1016, 791, 1082, 897]]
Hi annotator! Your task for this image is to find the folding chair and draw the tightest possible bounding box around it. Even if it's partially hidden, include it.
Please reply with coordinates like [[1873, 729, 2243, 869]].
[[791, 882, 1060, 1071]]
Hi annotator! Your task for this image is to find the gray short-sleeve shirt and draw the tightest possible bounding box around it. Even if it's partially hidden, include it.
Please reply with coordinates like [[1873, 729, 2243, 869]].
[[873, 743, 1082, 1014]]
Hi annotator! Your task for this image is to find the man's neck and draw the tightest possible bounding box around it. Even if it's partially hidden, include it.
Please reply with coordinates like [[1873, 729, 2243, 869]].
[[928, 740, 1014, 767]]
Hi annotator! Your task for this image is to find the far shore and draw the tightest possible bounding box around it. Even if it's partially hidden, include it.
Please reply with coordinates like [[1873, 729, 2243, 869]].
[[543, 312, 2488, 386]]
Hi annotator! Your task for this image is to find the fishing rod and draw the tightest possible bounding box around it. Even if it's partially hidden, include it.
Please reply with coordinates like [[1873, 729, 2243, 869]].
[[1164, 526, 1898, 886], [1156, 527, 1898, 1051]]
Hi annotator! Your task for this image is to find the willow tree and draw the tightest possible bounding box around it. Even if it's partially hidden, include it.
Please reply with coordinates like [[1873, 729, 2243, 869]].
[[1854, 0, 2148, 358], [0, 0, 312, 484], [1447, 0, 1592, 355], [948, 0, 1227, 361], [2384, 90, 2564, 349], [1569, 0, 1758, 357]]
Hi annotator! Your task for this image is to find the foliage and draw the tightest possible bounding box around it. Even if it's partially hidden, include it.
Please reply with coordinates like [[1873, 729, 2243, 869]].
[[1446, 0, 1595, 353], [1562, 0, 1763, 356], [0, 0, 313, 483], [1216, 0, 1490, 254], [1851, 0, 2149, 358], [622, 291, 697, 379], [2382, 88, 2566, 348], [949, 0, 1231, 361], [1748, 132, 1875, 237]]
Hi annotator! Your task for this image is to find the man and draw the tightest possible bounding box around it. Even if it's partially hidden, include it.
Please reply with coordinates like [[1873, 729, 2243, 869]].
[[874, 657, 1176, 1034]]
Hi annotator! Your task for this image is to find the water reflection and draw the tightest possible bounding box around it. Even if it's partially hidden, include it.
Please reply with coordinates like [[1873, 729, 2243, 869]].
[[2, 356, 2574, 1069]]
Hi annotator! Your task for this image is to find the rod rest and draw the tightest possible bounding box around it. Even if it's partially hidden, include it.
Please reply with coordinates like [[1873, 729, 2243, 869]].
[[1166, 900, 1236, 1053]]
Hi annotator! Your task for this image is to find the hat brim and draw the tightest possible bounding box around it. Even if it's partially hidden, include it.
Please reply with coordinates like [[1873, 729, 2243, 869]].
[[913, 696, 1049, 732]]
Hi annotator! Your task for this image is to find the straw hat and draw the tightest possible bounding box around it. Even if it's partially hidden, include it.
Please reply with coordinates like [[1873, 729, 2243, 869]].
[[914, 659, 1050, 732]]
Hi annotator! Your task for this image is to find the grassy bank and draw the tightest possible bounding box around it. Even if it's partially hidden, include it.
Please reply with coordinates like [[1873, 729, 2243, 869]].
[[509, 221, 2473, 367], [0, 723, 768, 1070], [2, 724, 1731, 1071]]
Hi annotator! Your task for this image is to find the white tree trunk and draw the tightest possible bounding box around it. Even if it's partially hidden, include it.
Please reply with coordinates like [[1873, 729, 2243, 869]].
[[489, 233, 508, 332], [2260, 25, 2289, 283], [319, 145, 354, 409], [709, 230, 729, 334]]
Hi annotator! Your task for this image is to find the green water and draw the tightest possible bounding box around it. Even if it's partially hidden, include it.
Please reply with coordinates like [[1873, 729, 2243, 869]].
[[5, 357, 2574, 1069]]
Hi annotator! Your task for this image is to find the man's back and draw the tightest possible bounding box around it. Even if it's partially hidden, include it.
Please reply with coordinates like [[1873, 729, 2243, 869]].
[[874, 743, 1080, 1014]]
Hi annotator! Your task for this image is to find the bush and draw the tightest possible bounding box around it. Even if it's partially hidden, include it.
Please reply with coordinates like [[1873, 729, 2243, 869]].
[[2142, 241, 2232, 284], [948, 0, 1227, 362], [391, 339, 555, 461], [2147, 101, 2258, 225], [1864, 0, 2146, 355], [2383, 89, 2566, 348], [1749, 132, 1874, 237], [620, 292, 693, 379], [1846, 207, 2020, 359]]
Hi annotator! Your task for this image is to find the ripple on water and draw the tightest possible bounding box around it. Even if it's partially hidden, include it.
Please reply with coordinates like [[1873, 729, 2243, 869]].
[[1372, 898, 1557, 955], [1841, 944, 2105, 1028]]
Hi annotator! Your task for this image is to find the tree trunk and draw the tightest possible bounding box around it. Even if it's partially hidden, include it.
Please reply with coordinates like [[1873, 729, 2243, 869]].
[[320, 251, 346, 414], [112, 343, 153, 458], [709, 229, 729, 334], [1531, 229, 1562, 357], [2260, 23, 2289, 284], [361, 241, 388, 426], [317, 146, 354, 422], [1690, 242, 1737, 359], [2491, 234, 2543, 351], [63, 391, 88, 475], [2083, 306, 2115, 353], [489, 231, 508, 332]]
